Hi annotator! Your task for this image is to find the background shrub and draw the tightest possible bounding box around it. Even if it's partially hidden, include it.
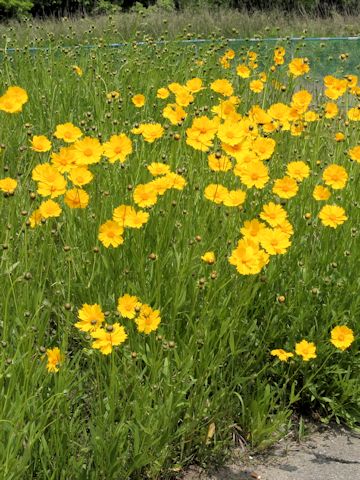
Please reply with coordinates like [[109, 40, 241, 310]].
[[0, 0, 33, 18], [0, 0, 360, 19]]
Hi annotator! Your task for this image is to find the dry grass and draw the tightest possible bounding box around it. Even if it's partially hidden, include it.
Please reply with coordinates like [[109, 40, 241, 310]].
[[1, 7, 360, 48]]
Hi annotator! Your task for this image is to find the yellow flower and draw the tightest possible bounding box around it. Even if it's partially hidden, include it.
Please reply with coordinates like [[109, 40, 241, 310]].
[[51, 146, 77, 172], [0, 86, 28, 113], [157, 87, 170, 99], [186, 116, 219, 152], [64, 188, 89, 209], [201, 251, 216, 264], [168, 82, 183, 94], [288, 58, 310, 77], [39, 199, 62, 219], [240, 219, 267, 244], [102, 134, 133, 163], [249, 80, 264, 93], [204, 184, 228, 204], [98, 220, 124, 248], [140, 123, 164, 143], [150, 176, 173, 195], [37, 177, 67, 199], [135, 304, 161, 334], [236, 64, 250, 78], [224, 141, 252, 160], [163, 103, 187, 125], [90, 323, 128, 355], [252, 137, 276, 161], [112, 204, 137, 227], [304, 111, 318, 122], [248, 51, 257, 62], [54, 123, 82, 143], [32, 163, 66, 198], [163, 172, 186, 190], [347, 107, 360, 121], [220, 55, 231, 69], [31, 135, 52, 153], [274, 47, 285, 65], [239, 162, 269, 189], [275, 219, 294, 237], [295, 340, 317, 361], [330, 326, 355, 351], [268, 102, 291, 122], [271, 349, 294, 362], [186, 130, 212, 152], [68, 167, 93, 187], [229, 238, 269, 275], [290, 121, 305, 137], [224, 49, 235, 60], [322, 164, 348, 190], [286, 161, 310, 181], [260, 202, 288, 227], [324, 102, 338, 119], [223, 189, 246, 207], [124, 209, 149, 228], [186, 78, 204, 93], [324, 77, 347, 100], [45, 347, 63, 372], [344, 74, 358, 88], [32, 163, 67, 198], [73, 137, 103, 165], [190, 115, 219, 138], [29, 209, 43, 228], [348, 145, 360, 163], [318, 205, 347, 228], [291, 90, 312, 113], [75, 304, 105, 332], [335, 132, 345, 142], [210, 79, 234, 97], [175, 87, 194, 107], [117, 294, 141, 319], [272, 176, 299, 199], [208, 153, 232, 172], [72, 65, 83, 76], [133, 183, 158, 208], [313, 185, 331, 201], [274, 47, 285, 56], [217, 120, 245, 146], [259, 228, 291, 255], [106, 90, 120, 100], [262, 122, 277, 133], [249, 105, 272, 125], [0, 177, 17, 193], [132, 94, 145, 107], [147, 162, 171, 176], [212, 100, 240, 122]]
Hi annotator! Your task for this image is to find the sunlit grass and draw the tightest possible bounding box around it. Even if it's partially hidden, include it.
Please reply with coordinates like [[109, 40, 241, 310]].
[[0, 25, 359, 479]]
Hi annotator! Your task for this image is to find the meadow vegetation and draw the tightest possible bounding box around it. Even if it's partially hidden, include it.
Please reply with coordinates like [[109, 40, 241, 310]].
[[0, 12, 359, 480], [1, 7, 360, 47], [1, 0, 360, 18]]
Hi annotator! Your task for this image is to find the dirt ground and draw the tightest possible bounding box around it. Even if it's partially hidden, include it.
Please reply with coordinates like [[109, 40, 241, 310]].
[[181, 424, 360, 480]]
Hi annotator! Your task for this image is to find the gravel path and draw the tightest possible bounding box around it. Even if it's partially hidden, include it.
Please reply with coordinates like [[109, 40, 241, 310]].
[[181, 425, 360, 480]]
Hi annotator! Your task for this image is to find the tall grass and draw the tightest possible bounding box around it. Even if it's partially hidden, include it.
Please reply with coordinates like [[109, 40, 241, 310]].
[[0, 25, 359, 479], [1, 7, 360, 49]]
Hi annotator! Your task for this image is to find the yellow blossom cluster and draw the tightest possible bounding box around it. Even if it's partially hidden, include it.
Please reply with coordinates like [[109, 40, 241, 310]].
[[0, 46, 355, 272], [74, 295, 161, 355], [271, 325, 355, 363]]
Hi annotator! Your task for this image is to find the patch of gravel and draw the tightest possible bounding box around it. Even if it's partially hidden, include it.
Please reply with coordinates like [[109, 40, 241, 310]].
[[180, 424, 360, 480]]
